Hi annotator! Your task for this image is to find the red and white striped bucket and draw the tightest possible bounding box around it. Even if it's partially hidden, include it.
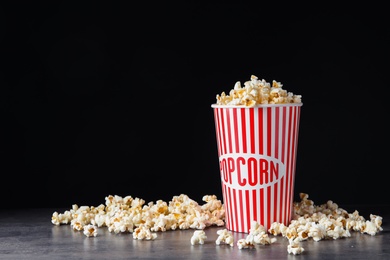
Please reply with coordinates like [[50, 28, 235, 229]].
[[211, 103, 302, 233]]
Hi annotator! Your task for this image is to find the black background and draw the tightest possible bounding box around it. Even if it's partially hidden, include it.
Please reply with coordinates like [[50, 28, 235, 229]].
[[1, 3, 389, 209]]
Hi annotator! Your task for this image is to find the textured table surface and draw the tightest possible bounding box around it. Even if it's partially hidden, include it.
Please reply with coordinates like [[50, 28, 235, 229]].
[[0, 205, 389, 260]]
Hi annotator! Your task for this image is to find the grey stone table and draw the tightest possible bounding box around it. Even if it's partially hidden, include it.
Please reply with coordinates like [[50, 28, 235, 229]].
[[0, 205, 389, 259]]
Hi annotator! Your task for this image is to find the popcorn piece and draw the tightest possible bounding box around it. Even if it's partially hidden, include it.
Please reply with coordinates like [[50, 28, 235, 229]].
[[308, 222, 327, 242], [363, 221, 377, 236], [253, 232, 277, 245], [287, 238, 305, 255], [133, 224, 157, 240], [268, 222, 287, 236], [215, 75, 302, 107], [83, 224, 98, 237], [150, 213, 177, 232], [51, 211, 72, 226], [364, 214, 384, 235], [190, 230, 207, 245], [215, 229, 234, 247], [247, 221, 277, 245], [92, 212, 107, 228], [248, 220, 267, 235], [326, 225, 351, 240], [236, 221, 277, 250], [201, 195, 225, 227], [237, 238, 254, 249]]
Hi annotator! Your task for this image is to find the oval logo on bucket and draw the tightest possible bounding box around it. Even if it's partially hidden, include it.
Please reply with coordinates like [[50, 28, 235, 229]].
[[219, 154, 286, 190]]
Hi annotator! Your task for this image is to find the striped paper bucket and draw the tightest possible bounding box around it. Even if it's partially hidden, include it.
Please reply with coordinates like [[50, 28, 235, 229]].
[[211, 103, 302, 233]]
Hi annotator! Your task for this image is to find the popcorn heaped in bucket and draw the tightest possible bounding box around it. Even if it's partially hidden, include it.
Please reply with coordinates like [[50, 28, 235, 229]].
[[215, 75, 302, 106]]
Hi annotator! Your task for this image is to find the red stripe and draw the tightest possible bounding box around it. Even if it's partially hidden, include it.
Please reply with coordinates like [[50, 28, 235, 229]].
[[288, 107, 296, 223], [259, 108, 263, 155], [282, 107, 286, 163], [273, 107, 280, 224], [214, 109, 222, 157], [252, 189, 257, 224], [285, 108, 292, 223], [222, 184, 229, 230], [279, 177, 284, 223], [285, 160, 290, 221], [220, 108, 227, 155], [239, 190, 244, 232], [227, 186, 233, 231], [232, 189, 239, 232], [260, 188, 264, 225], [267, 186, 271, 229], [245, 190, 250, 232], [275, 107, 280, 159], [279, 107, 286, 224], [274, 182, 278, 224], [292, 107, 301, 196], [222, 184, 227, 229], [289, 106, 299, 223], [284, 107, 290, 225], [290, 106, 301, 223]]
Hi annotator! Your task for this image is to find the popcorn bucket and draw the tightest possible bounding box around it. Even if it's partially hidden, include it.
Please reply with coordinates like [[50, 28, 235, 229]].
[[211, 103, 302, 233]]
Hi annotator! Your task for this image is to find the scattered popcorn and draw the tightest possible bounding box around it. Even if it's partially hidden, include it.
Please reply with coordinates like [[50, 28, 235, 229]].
[[269, 192, 384, 254], [83, 224, 98, 237], [215, 229, 234, 247], [51, 192, 384, 256], [287, 238, 305, 255], [51, 193, 225, 240], [215, 75, 302, 107], [190, 230, 207, 245]]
